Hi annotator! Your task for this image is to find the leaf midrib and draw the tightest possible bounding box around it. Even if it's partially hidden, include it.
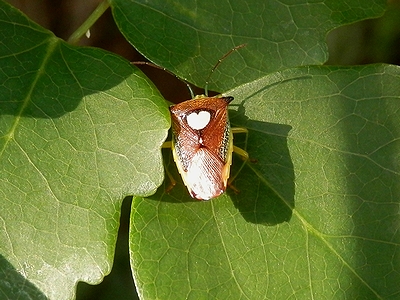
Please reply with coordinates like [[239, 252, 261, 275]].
[[0, 37, 58, 158]]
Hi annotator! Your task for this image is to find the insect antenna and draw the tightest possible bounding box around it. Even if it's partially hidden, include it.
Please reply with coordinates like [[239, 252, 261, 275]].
[[204, 43, 247, 96], [132, 43, 246, 99], [132, 61, 196, 98]]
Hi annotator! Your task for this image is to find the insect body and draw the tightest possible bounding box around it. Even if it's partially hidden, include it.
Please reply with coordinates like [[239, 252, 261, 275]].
[[141, 44, 248, 200], [170, 95, 234, 200]]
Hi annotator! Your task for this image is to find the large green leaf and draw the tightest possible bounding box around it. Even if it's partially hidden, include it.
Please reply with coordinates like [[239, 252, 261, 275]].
[[110, 0, 386, 91], [130, 64, 400, 299], [0, 2, 169, 299]]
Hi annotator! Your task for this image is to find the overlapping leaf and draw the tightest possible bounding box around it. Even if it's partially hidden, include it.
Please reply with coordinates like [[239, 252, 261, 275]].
[[111, 0, 386, 91], [0, 2, 169, 299], [130, 65, 400, 299]]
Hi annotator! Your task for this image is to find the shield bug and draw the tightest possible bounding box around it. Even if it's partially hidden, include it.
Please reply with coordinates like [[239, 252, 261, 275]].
[[166, 45, 249, 200]]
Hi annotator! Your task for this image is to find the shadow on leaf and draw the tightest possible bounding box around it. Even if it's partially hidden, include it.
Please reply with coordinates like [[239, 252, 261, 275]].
[[0, 254, 47, 299], [229, 110, 294, 225]]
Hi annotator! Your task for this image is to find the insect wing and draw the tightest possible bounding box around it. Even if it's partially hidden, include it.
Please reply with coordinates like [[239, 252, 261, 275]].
[[170, 96, 234, 200]]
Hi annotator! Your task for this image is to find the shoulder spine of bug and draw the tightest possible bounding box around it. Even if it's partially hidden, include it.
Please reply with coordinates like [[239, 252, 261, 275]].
[[168, 44, 248, 200]]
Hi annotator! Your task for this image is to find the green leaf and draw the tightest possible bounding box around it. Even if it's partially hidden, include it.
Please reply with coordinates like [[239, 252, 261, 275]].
[[110, 0, 386, 91], [0, 2, 169, 299], [130, 64, 400, 299]]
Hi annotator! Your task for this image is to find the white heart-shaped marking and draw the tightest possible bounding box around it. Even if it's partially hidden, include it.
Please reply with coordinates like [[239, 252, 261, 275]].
[[187, 111, 211, 130]]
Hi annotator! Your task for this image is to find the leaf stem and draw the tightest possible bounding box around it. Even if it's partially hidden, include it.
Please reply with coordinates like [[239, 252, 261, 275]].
[[67, 0, 110, 45]]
